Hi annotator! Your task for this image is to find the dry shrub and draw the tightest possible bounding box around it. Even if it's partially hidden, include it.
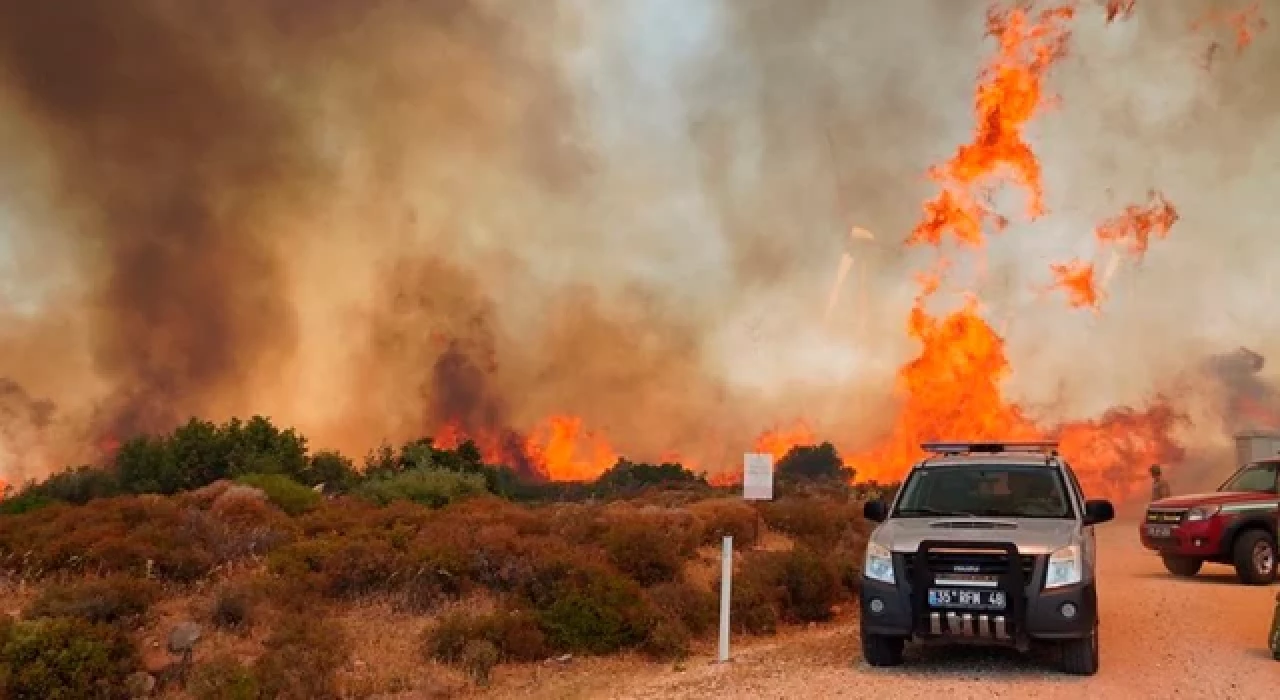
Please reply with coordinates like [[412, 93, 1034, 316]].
[[598, 509, 697, 587], [424, 608, 548, 664], [646, 581, 717, 637], [759, 497, 849, 546], [461, 639, 499, 686], [0, 617, 140, 699], [253, 612, 350, 700], [0, 494, 296, 582], [267, 534, 401, 599], [687, 499, 759, 549], [210, 584, 257, 633], [189, 654, 259, 700], [778, 545, 840, 622], [25, 575, 159, 626]]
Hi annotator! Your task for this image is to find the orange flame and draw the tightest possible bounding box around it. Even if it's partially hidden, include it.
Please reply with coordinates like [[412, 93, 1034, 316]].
[[753, 420, 817, 463], [907, 4, 1074, 247], [524, 415, 618, 482], [847, 2, 1184, 502], [1094, 191, 1179, 256], [1049, 260, 1103, 310]]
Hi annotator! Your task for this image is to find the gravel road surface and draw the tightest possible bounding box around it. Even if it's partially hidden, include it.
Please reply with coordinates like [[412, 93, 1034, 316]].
[[496, 519, 1278, 699]]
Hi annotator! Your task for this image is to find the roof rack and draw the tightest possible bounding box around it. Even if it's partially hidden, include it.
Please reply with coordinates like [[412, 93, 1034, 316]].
[[921, 441, 1060, 456]]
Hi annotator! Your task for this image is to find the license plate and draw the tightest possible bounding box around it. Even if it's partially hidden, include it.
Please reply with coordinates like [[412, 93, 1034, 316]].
[[928, 588, 1007, 610], [1146, 524, 1173, 537]]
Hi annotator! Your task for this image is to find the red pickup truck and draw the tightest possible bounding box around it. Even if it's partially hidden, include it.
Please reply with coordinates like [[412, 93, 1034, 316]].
[[1140, 459, 1279, 585]]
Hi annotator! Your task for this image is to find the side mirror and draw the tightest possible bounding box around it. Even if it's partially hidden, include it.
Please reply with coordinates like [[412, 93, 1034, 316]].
[[863, 499, 887, 523], [1083, 499, 1114, 526]]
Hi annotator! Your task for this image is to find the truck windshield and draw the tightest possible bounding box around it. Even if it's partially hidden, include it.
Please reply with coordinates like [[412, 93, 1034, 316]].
[[1220, 462, 1278, 493], [892, 464, 1072, 519]]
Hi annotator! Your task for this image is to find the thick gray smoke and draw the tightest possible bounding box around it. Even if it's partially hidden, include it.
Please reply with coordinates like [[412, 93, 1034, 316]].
[[0, 0, 1274, 487]]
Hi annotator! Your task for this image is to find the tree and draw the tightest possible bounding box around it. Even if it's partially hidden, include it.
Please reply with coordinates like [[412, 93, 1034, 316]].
[[776, 443, 855, 484]]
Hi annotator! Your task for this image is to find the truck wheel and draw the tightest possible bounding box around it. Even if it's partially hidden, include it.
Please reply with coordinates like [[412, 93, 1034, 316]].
[[1060, 623, 1099, 676], [1160, 555, 1202, 577], [861, 632, 904, 667], [1233, 530, 1277, 585]]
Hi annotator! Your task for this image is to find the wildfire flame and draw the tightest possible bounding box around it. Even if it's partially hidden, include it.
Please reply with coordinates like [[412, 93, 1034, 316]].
[[1049, 260, 1104, 311], [907, 4, 1075, 248], [1105, 0, 1136, 23], [1193, 1, 1269, 51]]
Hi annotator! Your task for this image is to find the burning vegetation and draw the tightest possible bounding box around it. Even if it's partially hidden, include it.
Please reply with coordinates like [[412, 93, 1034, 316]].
[[0, 0, 1273, 505]]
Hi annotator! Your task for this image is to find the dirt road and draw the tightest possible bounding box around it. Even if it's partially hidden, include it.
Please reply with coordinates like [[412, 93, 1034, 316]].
[[491, 520, 1278, 699]]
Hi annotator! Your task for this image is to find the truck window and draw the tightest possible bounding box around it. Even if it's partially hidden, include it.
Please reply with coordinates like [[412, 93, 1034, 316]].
[[1221, 463, 1279, 493]]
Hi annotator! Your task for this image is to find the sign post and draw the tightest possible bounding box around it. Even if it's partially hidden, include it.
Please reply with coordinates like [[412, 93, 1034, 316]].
[[718, 535, 732, 663], [742, 452, 774, 501]]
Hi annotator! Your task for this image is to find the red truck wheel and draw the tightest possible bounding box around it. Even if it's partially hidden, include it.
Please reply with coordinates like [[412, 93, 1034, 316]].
[[1233, 531, 1277, 585]]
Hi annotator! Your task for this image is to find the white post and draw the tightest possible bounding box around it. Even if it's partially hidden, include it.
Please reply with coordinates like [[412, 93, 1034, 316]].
[[718, 535, 733, 662]]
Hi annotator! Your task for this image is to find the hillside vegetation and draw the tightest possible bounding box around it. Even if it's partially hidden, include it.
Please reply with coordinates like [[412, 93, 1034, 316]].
[[0, 416, 879, 699]]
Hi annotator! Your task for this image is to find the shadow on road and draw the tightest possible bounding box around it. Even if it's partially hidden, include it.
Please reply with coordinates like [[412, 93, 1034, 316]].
[[859, 645, 1083, 681], [1130, 571, 1270, 586]]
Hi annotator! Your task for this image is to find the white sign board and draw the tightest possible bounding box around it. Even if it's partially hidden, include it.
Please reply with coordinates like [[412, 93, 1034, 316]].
[[743, 452, 774, 501]]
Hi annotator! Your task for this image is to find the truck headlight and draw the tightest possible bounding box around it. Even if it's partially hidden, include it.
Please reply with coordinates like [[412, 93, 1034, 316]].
[[1184, 505, 1220, 522], [1044, 545, 1082, 589], [864, 542, 895, 585]]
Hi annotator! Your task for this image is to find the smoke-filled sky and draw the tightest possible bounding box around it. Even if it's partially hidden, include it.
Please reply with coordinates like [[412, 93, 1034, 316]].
[[0, 0, 1276, 486]]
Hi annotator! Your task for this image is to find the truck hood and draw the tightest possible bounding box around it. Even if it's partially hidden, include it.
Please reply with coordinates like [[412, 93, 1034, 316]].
[[876, 518, 1076, 555], [1151, 491, 1279, 509]]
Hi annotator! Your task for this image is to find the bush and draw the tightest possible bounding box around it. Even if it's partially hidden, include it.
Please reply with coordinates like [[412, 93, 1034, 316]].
[[235, 474, 320, 516], [687, 498, 760, 548], [778, 545, 840, 622], [353, 467, 487, 508], [599, 515, 686, 587], [253, 613, 350, 700], [776, 442, 855, 484], [189, 654, 259, 700], [532, 566, 652, 655], [267, 534, 401, 599], [646, 581, 717, 637], [760, 497, 853, 547], [592, 459, 708, 498], [725, 553, 784, 635], [210, 585, 255, 632], [25, 576, 159, 626], [425, 608, 548, 664], [461, 639, 499, 686], [0, 617, 139, 699]]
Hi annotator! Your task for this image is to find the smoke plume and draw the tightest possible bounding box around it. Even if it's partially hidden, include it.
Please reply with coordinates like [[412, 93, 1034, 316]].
[[0, 0, 1276, 487]]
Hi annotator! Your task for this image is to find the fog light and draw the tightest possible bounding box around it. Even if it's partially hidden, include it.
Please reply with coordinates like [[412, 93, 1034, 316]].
[[869, 598, 885, 614], [1060, 602, 1077, 619]]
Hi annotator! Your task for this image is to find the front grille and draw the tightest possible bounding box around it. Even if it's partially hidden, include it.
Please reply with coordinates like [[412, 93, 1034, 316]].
[[903, 552, 1036, 580], [1146, 508, 1186, 524]]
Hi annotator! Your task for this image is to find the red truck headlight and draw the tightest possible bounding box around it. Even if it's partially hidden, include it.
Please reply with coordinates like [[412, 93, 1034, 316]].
[[1184, 505, 1221, 522]]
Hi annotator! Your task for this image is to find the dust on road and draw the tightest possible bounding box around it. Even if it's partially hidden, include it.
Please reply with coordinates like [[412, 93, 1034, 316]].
[[487, 519, 1278, 699]]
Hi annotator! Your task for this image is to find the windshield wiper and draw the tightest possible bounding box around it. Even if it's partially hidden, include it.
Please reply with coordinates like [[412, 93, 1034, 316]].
[[895, 507, 976, 517]]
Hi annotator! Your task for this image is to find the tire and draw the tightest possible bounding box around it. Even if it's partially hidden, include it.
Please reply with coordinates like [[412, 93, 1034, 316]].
[[1061, 623, 1099, 676], [1232, 530, 1278, 585], [1160, 555, 1203, 578], [861, 632, 905, 667]]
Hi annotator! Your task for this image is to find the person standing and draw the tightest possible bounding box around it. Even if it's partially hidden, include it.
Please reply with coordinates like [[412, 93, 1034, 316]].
[[1150, 464, 1172, 501]]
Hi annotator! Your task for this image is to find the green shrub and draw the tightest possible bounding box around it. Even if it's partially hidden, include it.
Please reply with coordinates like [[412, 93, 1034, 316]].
[[353, 467, 487, 508], [253, 613, 349, 700], [235, 474, 319, 516], [189, 655, 259, 700], [533, 566, 652, 655], [0, 617, 139, 700], [25, 576, 159, 625]]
